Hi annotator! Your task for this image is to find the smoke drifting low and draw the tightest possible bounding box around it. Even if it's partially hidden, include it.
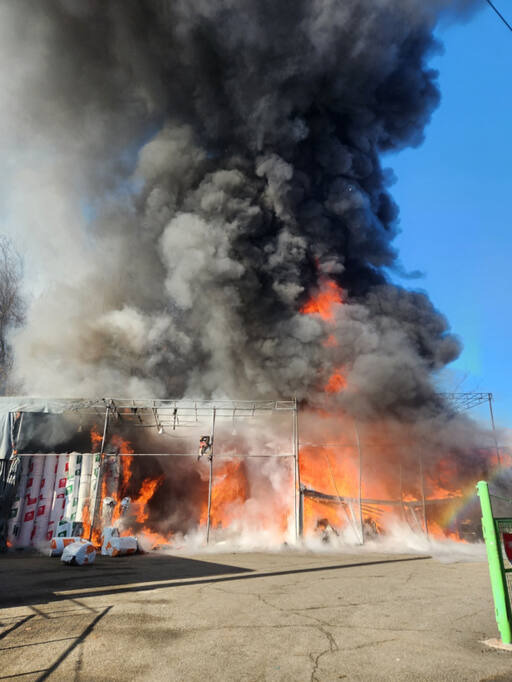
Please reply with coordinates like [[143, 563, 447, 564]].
[[1, 0, 478, 420]]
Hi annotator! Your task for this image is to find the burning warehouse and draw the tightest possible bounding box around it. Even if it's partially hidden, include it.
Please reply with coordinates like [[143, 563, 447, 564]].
[[0, 2, 507, 555], [0, 394, 503, 553]]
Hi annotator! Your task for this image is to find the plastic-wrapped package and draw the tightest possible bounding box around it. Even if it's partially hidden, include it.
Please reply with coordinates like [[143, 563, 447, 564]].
[[101, 497, 117, 526], [101, 526, 119, 555], [17, 457, 45, 548], [89, 453, 102, 512], [61, 540, 96, 565], [7, 456, 31, 546], [32, 455, 58, 546], [47, 455, 69, 541], [49, 536, 86, 557], [76, 454, 93, 522], [64, 453, 82, 522], [56, 519, 72, 537], [103, 535, 138, 557]]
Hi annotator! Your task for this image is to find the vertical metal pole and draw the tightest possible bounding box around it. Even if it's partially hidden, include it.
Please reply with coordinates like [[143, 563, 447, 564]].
[[298, 485, 304, 539], [354, 420, 364, 545], [419, 453, 429, 538], [477, 480, 512, 644], [293, 398, 301, 540], [399, 463, 405, 522], [89, 405, 110, 542], [206, 407, 216, 544], [488, 393, 502, 469]]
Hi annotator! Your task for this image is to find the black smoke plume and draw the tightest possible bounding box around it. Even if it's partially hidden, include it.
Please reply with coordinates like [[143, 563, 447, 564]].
[[2, 0, 480, 421]]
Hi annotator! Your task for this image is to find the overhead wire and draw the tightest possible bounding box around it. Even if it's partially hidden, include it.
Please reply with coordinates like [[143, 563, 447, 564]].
[[485, 0, 512, 33]]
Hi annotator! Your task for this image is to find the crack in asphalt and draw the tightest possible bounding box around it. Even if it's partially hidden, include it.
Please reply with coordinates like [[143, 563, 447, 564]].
[[309, 625, 339, 682]]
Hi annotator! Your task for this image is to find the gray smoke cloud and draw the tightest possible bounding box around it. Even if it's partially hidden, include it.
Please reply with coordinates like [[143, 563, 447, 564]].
[[1, 0, 481, 419]]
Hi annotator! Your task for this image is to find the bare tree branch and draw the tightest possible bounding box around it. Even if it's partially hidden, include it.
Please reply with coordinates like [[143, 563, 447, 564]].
[[0, 237, 25, 393]]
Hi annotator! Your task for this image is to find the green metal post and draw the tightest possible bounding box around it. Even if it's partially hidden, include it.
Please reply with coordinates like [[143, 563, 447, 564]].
[[477, 480, 512, 644]]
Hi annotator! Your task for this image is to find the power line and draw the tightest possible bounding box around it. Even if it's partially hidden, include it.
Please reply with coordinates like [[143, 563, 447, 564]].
[[485, 0, 512, 33]]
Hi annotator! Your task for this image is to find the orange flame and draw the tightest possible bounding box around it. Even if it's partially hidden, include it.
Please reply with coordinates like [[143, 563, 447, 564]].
[[135, 476, 164, 524], [325, 369, 346, 394], [200, 460, 249, 529], [300, 279, 343, 321], [91, 427, 102, 452]]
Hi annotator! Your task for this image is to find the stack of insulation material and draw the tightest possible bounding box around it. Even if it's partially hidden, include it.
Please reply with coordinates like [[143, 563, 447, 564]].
[[6, 452, 106, 549]]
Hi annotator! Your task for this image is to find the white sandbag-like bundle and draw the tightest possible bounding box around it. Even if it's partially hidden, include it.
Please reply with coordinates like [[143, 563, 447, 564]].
[[61, 540, 96, 565], [103, 535, 138, 557], [49, 536, 86, 557], [102, 497, 117, 526], [101, 526, 119, 554]]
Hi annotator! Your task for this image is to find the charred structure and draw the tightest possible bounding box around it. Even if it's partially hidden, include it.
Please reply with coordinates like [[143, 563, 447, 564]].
[[0, 396, 504, 551]]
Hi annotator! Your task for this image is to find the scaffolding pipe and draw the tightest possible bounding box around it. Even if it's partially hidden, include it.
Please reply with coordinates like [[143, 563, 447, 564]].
[[354, 420, 364, 545], [206, 407, 216, 544], [488, 393, 502, 469], [293, 399, 301, 540], [418, 453, 429, 538], [399, 463, 405, 522], [89, 405, 110, 542], [298, 485, 304, 538]]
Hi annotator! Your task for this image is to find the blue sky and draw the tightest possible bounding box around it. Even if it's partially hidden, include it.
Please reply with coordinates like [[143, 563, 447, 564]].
[[385, 4, 511, 430]]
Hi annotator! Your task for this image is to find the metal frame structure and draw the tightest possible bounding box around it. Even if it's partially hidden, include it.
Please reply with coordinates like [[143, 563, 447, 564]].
[[2, 397, 300, 544], [1, 391, 504, 546], [299, 392, 504, 542], [441, 392, 503, 468]]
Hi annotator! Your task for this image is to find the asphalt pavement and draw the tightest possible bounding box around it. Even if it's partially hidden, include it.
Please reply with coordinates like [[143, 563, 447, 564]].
[[0, 549, 510, 681]]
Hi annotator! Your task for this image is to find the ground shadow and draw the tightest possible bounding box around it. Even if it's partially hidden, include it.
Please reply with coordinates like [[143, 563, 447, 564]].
[[0, 552, 252, 608], [0, 553, 429, 608]]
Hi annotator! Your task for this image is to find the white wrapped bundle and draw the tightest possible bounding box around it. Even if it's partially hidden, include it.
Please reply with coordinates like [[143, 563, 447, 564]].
[[64, 453, 82, 521], [103, 536, 138, 557], [105, 455, 120, 497], [87, 453, 102, 528], [17, 456, 44, 548], [89, 453, 102, 503], [101, 526, 119, 555], [102, 497, 117, 526], [7, 456, 31, 546], [61, 540, 96, 565], [76, 454, 93, 522], [49, 536, 86, 557], [56, 519, 72, 537], [32, 455, 58, 545], [120, 497, 130, 517], [47, 456, 69, 541]]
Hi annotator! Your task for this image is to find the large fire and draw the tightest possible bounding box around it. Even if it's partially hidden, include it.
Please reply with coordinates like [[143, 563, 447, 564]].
[[80, 279, 500, 548]]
